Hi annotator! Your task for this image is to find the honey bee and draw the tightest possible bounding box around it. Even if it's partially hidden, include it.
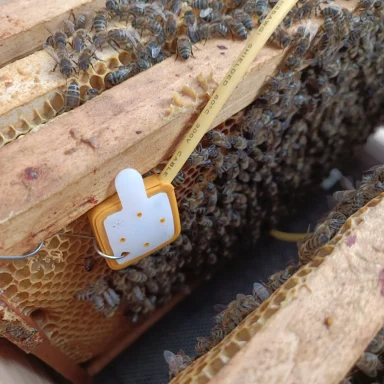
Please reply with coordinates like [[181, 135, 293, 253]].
[[187, 144, 211, 167], [77, 47, 101, 72], [126, 269, 148, 283], [172, 171, 185, 187], [206, 130, 231, 148], [255, 0, 267, 16], [132, 16, 164, 35], [228, 18, 248, 40], [367, 330, 384, 354], [164, 11, 177, 41], [267, 264, 298, 291], [195, 336, 214, 356], [71, 29, 90, 53], [232, 9, 253, 30], [170, 0, 182, 15], [270, 27, 292, 48], [299, 233, 329, 264], [84, 88, 99, 102], [107, 28, 140, 50], [252, 282, 270, 301], [105, 64, 135, 88], [176, 35, 194, 60], [62, 80, 81, 112], [93, 12, 108, 35], [43, 43, 74, 78], [356, 352, 384, 377], [164, 350, 192, 379]]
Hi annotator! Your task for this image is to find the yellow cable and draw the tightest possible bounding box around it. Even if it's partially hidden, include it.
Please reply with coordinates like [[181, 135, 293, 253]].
[[269, 229, 312, 242], [159, 0, 299, 183]]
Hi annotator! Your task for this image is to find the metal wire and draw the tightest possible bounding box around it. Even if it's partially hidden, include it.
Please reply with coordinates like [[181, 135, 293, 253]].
[[57, 232, 124, 260], [0, 241, 44, 260], [93, 239, 124, 260]]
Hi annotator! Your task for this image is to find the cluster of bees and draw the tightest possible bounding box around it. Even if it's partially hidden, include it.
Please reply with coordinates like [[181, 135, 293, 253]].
[[43, 0, 262, 114]]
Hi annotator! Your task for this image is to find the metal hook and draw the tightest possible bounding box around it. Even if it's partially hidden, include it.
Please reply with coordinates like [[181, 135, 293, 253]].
[[93, 240, 124, 260], [0, 242, 44, 260]]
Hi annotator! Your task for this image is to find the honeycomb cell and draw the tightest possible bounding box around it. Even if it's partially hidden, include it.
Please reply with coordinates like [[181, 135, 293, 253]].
[[49, 92, 64, 112], [236, 328, 251, 342], [42, 101, 56, 120], [79, 72, 90, 84], [30, 269, 44, 283], [94, 62, 108, 75], [0, 272, 13, 287], [89, 75, 104, 91], [30, 308, 48, 327], [14, 119, 32, 134], [80, 85, 90, 100], [48, 236, 61, 250], [14, 266, 31, 280], [5, 284, 18, 298], [118, 52, 131, 65], [2, 126, 17, 141], [107, 57, 119, 69]]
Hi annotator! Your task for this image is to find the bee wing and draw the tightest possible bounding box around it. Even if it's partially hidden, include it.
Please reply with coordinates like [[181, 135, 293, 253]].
[[150, 45, 162, 58], [200, 7, 213, 17], [163, 350, 176, 364], [150, 2, 167, 21], [213, 304, 227, 312], [125, 28, 140, 47], [43, 44, 60, 63], [63, 20, 76, 36]]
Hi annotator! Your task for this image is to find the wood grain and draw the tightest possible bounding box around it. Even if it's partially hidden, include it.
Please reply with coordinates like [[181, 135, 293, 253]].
[[210, 200, 384, 384], [0, 0, 104, 68], [0, 38, 285, 256], [0, 0, 357, 255]]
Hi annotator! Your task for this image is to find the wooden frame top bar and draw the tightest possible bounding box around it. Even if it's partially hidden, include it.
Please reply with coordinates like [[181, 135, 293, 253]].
[[0, 38, 285, 255], [0, 0, 104, 68]]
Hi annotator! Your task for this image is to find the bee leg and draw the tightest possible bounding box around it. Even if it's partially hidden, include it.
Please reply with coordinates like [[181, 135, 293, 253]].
[[50, 63, 58, 73], [94, 54, 105, 62], [175, 50, 179, 61]]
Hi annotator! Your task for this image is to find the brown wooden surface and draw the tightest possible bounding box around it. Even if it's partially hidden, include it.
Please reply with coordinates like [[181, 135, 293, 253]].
[[0, 339, 54, 384], [86, 287, 196, 376], [209, 200, 384, 384], [0, 38, 285, 256], [0, 0, 104, 68]]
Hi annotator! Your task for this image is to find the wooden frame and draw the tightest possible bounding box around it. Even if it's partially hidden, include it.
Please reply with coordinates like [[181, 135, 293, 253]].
[[173, 195, 384, 384], [0, 0, 354, 256]]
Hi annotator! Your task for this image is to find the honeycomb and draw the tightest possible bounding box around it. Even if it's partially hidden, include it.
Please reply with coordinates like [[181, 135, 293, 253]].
[[171, 193, 384, 383]]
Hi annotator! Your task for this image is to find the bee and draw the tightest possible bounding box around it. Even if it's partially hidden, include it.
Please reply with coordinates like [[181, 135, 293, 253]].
[[107, 28, 140, 51], [106, 0, 121, 16], [71, 29, 90, 53], [164, 350, 192, 379], [356, 352, 384, 377], [187, 144, 211, 166], [270, 27, 292, 48], [62, 80, 81, 112], [367, 330, 384, 354], [299, 233, 329, 264], [170, 0, 182, 15], [43, 43, 74, 78], [197, 215, 213, 227], [232, 9, 253, 30], [228, 18, 248, 40], [255, 0, 267, 16], [84, 88, 99, 102], [183, 10, 197, 27], [259, 91, 280, 104], [77, 47, 101, 73], [132, 16, 163, 35], [267, 265, 297, 291], [93, 12, 108, 35], [252, 282, 270, 301], [206, 130, 231, 148], [105, 64, 135, 88], [205, 182, 218, 212], [344, 29, 362, 48], [164, 11, 177, 41], [172, 171, 185, 187], [195, 336, 214, 356], [126, 269, 148, 283], [176, 35, 194, 60]]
